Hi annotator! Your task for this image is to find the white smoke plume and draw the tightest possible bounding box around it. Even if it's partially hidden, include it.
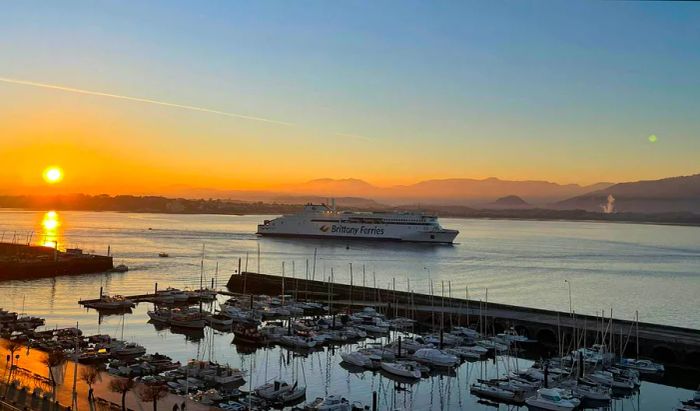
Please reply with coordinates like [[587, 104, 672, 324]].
[[601, 194, 615, 214]]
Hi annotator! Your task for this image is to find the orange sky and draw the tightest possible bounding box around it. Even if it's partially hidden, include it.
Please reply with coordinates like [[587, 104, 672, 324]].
[[1, 88, 690, 195], [2, 2, 699, 196]]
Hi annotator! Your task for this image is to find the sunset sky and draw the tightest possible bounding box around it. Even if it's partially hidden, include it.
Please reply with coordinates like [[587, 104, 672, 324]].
[[1, 1, 699, 195]]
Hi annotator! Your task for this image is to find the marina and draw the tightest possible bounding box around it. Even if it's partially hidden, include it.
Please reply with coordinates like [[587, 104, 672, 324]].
[[0, 210, 699, 410], [2, 281, 699, 410]]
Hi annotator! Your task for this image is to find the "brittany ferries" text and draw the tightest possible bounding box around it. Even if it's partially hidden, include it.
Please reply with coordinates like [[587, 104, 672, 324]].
[[330, 225, 385, 235]]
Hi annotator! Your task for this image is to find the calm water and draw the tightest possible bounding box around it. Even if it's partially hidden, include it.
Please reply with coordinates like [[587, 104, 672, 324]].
[[0, 210, 698, 409]]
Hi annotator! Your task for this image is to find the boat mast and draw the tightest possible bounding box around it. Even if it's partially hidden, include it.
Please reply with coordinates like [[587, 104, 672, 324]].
[[636, 310, 639, 360], [71, 321, 79, 410], [200, 244, 205, 313], [465, 285, 469, 328]]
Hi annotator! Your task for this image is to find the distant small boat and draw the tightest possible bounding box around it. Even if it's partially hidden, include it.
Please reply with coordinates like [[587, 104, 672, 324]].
[[158, 252, 169, 258], [109, 264, 129, 273]]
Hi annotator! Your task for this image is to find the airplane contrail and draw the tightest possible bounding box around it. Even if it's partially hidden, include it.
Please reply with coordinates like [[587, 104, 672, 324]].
[[0, 76, 294, 126]]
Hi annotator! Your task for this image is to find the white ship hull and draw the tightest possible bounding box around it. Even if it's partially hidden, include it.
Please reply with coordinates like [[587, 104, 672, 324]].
[[257, 203, 458, 244]]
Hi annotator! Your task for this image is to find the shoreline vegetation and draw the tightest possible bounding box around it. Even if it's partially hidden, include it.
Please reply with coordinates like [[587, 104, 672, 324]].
[[1, 193, 699, 226]]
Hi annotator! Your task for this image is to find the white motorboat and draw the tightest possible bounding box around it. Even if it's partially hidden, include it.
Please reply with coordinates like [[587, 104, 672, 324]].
[[563, 380, 611, 402], [182, 360, 245, 385], [255, 380, 293, 400], [496, 328, 535, 344], [608, 366, 640, 385], [476, 339, 509, 353], [147, 308, 171, 323], [445, 347, 483, 360], [168, 309, 206, 329], [465, 344, 489, 355], [340, 351, 381, 369], [193, 288, 218, 301], [617, 358, 664, 374], [260, 325, 286, 343], [156, 287, 189, 303], [279, 384, 306, 404], [525, 388, 578, 410], [511, 367, 560, 386], [450, 326, 481, 339], [572, 344, 615, 366], [341, 327, 367, 339], [110, 342, 147, 357], [279, 335, 317, 349], [340, 351, 370, 368], [355, 323, 389, 334], [359, 347, 396, 362], [207, 313, 234, 327], [380, 361, 422, 379], [306, 395, 352, 411], [81, 295, 135, 310], [412, 348, 459, 367], [389, 317, 416, 330], [470, 382, 524, 403], [324, 330, 349, 344], [589, 371, 635, 390], [386, 337, 430, 354], [423, 333, 463, 347]]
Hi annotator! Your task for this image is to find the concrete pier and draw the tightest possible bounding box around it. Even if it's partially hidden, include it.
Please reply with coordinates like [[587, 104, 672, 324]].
[[0, 243, 113, 281], [227, 271, 700, 370]]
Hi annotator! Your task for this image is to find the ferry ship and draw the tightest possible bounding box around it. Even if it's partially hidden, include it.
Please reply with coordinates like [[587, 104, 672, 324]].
[[256, 202, 458, 243]]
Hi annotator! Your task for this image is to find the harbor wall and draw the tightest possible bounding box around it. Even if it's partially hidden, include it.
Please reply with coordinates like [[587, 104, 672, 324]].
[[0, 243, 113, 281]]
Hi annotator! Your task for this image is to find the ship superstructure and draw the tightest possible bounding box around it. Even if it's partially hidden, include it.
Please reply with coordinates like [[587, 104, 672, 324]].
[[256, 202, 458, 243]]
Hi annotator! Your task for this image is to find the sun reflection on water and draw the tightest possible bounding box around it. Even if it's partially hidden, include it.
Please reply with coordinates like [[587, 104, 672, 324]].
[[40, 210, 61, 247]]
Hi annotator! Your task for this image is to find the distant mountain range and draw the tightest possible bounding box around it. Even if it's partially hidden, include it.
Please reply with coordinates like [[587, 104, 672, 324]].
[[161, 177, 613, 206], [555, 173, 700, 213], [155, 173, 700, 214], [281, 177, 613, 205]]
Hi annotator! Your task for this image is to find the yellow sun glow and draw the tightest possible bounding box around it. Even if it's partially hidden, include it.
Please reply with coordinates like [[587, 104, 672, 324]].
[[43, 166, 63, 183]]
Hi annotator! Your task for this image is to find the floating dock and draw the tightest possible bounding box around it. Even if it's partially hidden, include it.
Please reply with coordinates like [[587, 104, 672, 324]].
[[227, 271, 700, 370]]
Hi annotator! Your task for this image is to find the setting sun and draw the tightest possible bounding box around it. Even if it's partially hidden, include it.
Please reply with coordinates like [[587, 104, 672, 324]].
[[43, 166, 63, 184]]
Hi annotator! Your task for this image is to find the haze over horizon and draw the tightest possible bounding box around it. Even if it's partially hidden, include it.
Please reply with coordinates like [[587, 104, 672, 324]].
[[2, 1, 699, 195]]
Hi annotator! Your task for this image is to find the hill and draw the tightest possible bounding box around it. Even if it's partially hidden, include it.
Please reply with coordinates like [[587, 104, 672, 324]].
[[556, 174, 700, 213], [488, 195, 531, 209]]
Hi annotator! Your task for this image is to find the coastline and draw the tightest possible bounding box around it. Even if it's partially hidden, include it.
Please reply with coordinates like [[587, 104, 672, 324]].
[[1, 207, 699, 228]]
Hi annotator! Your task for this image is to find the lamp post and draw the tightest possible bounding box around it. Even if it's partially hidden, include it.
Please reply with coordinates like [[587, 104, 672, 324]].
[[564, 279, 572, 315]]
